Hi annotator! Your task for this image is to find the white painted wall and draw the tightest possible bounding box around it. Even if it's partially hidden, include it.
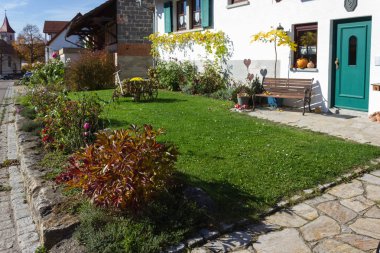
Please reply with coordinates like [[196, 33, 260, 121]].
[[155, 0, 380, 114], [45, 26, 81, 62]]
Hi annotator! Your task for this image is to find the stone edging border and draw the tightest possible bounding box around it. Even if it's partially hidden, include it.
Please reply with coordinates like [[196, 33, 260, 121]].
[[14, 105, 79, 249]]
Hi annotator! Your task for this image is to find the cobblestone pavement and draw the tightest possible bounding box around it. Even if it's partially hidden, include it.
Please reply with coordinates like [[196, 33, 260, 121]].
[[191, 170, 380, 253], [0, 84, 39, 253]]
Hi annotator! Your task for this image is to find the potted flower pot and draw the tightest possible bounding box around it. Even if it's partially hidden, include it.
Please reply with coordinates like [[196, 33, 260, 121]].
[[237, 92, 250, 106], [296, 57, 308, 69]]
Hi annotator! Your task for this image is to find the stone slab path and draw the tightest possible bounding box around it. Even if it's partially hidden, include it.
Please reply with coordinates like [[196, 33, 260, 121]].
[[190, 109, 380, 253], [192, 170, 380, 253], [246, 108, 380, 147]]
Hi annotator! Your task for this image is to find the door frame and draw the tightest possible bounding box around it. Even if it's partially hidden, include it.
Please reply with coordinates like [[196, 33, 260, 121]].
[[331, 16, 372, 110]]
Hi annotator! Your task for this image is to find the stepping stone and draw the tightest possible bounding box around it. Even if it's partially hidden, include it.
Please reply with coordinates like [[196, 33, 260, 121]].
[[340, 196, 375, 213], [371, 170, 380, 177], [359, 174, 380, 186], [304, 193, 336, 207], [300, 216, 340, 242], [366, 184, 380, 201], [191, 247, 212, 253], [328, 180, 364, 199], [317, 201, 357, 224], [313, 239, 365, 253], [335, 234, 379, 251], [265, 210, 307, 228], [203, 231, 252, 252], [350, 218, 380, 239], [252, 228, 311, 253], [245, 222, 280, 236], [291, 203, 319, 221], [365, 205, 380, 218]]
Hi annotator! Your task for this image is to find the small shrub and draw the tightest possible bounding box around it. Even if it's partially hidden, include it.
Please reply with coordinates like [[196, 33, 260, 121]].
[[196, 60, 226, 94], [29, 59, 65, 86], [56, 125, 178, 211], [155, 60, 184, 91], [20, 120, 42, 133], [209, 88, 234, 100], [155, 60, 197, 91], [26, 83, 64, 117], [39, 151, 69, 180], [65, 50, 116, 91], [76, 188, 208, 253], [19, 106, 36, 120], [40, 93, 103, 152]]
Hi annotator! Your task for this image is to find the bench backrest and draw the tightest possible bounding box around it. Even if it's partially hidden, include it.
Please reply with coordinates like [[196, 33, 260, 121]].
[[262, 78, 313, 94]]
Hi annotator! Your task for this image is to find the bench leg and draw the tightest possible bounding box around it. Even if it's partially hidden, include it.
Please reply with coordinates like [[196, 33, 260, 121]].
[[252, 94, 256, 111], [303, 99, 306, 116]]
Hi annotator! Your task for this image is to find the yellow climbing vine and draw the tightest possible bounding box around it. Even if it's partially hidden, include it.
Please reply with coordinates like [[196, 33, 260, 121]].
[[148, 30, 231, 62]]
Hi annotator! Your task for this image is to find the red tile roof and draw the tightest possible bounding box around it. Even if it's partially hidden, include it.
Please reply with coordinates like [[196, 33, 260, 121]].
[[0, 15, 15, 33], [43, 21, 69, 34]]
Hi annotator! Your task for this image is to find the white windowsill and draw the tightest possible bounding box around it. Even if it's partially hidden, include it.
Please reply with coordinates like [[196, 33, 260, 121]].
[[226, 1, 250, 9], [290, 68, 319, 73], [173, 27, 204, 34]]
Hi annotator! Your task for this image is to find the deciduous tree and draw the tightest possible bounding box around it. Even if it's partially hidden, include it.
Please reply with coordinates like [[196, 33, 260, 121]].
[[12, 24, 44, 63]]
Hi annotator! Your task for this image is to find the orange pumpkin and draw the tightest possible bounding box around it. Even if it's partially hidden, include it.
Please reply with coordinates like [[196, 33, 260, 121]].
[[296, 58, 308, 69]]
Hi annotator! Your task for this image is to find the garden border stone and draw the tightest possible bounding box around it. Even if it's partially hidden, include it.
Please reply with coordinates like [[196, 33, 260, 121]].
[[13, 103, 80, 249]]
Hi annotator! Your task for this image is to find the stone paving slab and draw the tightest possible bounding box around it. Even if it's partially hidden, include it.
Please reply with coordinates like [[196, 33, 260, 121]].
[[252, 228, 311, 253], [313, 239, 365, 253], [247, 108, 380, 146]]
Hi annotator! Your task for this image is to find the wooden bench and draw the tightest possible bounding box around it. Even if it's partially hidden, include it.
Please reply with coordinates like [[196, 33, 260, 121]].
[[253, 78, 314, 115]]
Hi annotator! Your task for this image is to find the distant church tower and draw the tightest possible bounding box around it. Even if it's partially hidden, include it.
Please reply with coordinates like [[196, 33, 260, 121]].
[[0, 12, 15, 43]]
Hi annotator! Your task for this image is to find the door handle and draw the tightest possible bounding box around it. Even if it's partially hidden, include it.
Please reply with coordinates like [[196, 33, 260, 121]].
[[335, 58, 340, 70]]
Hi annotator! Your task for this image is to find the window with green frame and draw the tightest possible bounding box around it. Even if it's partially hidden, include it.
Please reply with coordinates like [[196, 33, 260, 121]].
[[163, 0, 212, 33]]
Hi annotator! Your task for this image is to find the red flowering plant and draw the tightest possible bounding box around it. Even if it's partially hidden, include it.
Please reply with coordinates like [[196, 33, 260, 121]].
[[39, 93, 103, 152], [56, 125, 178, 213]]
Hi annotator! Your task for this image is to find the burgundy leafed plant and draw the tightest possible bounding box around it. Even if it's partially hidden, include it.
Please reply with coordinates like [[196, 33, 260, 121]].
[[56, 125, 178, 212]]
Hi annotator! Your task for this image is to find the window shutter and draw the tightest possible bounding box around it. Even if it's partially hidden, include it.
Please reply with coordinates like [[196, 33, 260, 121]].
[[164, 1, 173, 33], [201, 0, 210, 28]]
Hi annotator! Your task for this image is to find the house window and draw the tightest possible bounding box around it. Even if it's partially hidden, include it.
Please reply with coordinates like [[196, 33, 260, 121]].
[[177, 0, 187, 31], [165, 0, 211, 32], [294, 23, 318, 68], [192, 0, 201, 28]]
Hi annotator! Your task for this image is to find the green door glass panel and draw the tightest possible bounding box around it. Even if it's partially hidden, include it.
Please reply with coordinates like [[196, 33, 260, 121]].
[[334, 20, 371, 111]]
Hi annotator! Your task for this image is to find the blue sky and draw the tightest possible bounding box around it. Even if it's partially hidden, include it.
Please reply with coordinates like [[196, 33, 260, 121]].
[[0, 0, 106, 35]]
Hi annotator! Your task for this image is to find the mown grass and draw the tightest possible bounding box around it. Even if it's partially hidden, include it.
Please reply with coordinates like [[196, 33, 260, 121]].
[[74, 89, 380, 220]]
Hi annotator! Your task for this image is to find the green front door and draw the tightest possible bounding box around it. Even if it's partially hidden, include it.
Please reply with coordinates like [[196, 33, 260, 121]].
[[334, 20, 371, 111]]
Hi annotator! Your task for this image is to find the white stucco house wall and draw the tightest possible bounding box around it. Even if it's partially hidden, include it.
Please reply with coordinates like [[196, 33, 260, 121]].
[[44, 20, 82, 63], [153, 0, 380, 114]]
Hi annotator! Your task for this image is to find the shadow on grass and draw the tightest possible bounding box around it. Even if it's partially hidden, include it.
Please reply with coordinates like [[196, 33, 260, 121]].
[[140, 98, 188, 104], [102, 118, 130, 129], [176, 172, 268, 222]]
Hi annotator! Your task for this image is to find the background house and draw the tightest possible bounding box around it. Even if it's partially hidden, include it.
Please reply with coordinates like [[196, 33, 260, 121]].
[[66, 0, 154, 79], [154, 0, 380, 114], [0, 14, 21, 77], [43, 18, 82, 63]]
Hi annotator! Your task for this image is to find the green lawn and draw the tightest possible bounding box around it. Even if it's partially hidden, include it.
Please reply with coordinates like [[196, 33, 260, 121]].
[[83, 89, 380, 219]]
